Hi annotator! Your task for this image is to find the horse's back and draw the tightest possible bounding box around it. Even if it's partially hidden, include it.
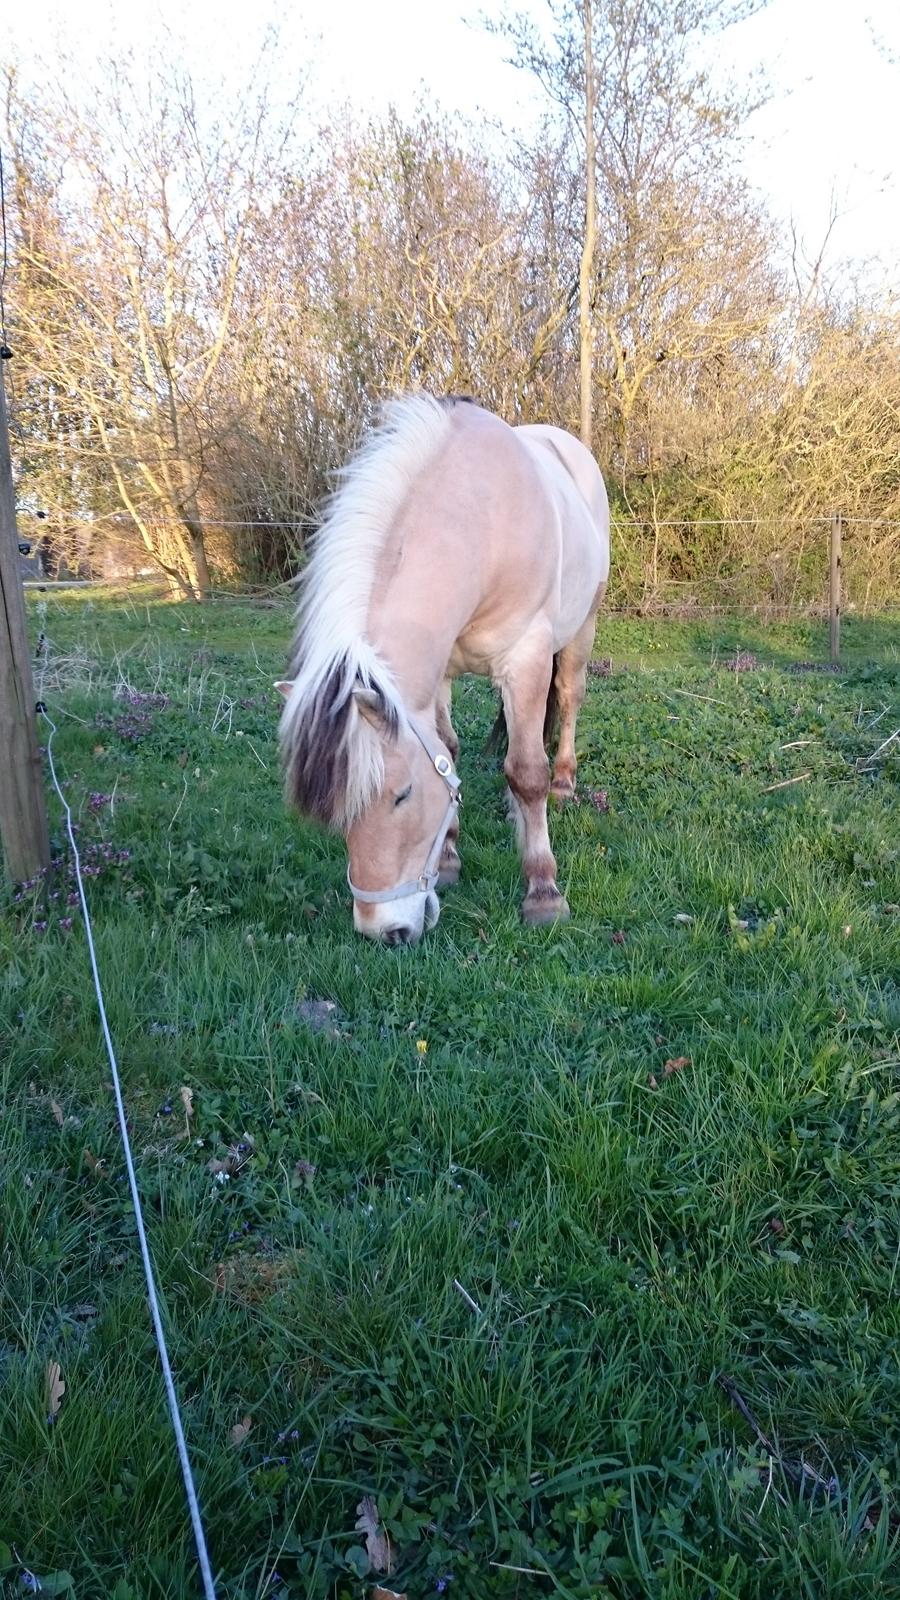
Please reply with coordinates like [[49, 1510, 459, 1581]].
[[515, 425, 610, 559]]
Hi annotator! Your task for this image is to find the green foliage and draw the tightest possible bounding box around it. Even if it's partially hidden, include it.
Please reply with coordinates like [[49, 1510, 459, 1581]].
[[1, 596, 899, 1598]]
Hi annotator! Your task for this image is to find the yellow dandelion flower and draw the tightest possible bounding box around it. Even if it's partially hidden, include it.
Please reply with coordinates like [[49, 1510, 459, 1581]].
[[416, 1039, 428, 1055]]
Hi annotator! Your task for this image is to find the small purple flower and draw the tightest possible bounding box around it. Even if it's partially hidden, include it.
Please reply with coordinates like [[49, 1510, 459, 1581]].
[[588, 788, 609, 813], [33, 919, 48, 934], [59, 917, 74, 932], [435, 1576, 454, 1593], [161, 1103, 173, 1116], [725, 650, 759, 673], [20, 1568, 42, 1592], [67, 892, 80, 907]]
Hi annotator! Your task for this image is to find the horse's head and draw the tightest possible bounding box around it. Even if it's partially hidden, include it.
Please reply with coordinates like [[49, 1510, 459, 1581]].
[[277, 677, 459, 945]]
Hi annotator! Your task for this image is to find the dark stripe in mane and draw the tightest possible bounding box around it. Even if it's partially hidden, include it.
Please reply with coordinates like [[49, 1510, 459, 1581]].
[[282, 653, 399, 826]]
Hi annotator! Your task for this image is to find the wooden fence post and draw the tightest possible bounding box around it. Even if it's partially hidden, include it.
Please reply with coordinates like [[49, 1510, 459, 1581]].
[[0, 366, 50, 883], [829, 512, 842, 664]]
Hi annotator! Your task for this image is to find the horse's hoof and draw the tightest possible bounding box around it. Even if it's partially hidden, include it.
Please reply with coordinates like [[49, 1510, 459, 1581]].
[[522, 888, 570, 927], [550, 778, 576, 805]]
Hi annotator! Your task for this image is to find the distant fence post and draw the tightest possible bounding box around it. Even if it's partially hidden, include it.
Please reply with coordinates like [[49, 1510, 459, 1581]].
[[829, 512, 843, 663], [0, 366, 50, 883]]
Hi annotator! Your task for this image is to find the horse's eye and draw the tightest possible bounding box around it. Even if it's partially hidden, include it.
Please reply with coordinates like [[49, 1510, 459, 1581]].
[[394, 785, 412, 807]]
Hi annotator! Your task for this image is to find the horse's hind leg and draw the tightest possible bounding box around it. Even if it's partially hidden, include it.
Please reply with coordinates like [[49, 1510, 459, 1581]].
[[501, 638, 569, 926], [436, 676, 461, 886], [550, 604, 601, 801]]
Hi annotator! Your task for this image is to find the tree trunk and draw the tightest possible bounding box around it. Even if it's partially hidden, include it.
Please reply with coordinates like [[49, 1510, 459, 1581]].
[[579, 0, 596, 453], [188, 533, 212, 601]]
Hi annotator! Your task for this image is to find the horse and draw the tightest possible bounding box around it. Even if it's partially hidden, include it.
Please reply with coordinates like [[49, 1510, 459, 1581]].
[[277, 393, 610, 944]]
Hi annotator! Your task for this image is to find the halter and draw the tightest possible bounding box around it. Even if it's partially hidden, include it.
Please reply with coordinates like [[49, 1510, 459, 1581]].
[[347, 714, 461, 905]]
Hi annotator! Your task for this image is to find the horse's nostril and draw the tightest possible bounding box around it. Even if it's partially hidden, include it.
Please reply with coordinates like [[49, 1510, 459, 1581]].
[[382, 925, 410, 946]]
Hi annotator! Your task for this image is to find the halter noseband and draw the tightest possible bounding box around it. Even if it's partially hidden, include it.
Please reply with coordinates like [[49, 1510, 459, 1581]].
[[347, 714, 461, 906]]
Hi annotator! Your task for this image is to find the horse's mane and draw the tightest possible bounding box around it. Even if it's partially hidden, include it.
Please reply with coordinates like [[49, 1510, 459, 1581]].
[[279, 393, 454, 825]]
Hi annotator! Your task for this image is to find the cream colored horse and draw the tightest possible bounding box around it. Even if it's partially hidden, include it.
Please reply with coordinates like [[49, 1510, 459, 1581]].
[[278, 394, 610, 943]]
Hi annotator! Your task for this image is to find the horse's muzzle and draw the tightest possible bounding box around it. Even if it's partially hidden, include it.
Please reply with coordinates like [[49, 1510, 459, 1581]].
[[353, 890, 440, 944]]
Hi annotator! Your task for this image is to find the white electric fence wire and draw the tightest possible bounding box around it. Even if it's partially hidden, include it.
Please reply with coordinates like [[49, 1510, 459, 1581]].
[[40, 709, 218, 1600]]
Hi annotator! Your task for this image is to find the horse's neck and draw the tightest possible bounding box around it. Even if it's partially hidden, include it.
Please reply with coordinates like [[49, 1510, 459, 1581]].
[[366, 532, 467, 714]]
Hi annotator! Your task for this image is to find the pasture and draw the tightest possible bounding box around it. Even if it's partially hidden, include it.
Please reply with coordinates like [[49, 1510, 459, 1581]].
[[2, 592, 900, 1599]]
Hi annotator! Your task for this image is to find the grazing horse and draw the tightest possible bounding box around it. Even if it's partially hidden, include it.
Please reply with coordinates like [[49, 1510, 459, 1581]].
[[277, 394, 610, 943]]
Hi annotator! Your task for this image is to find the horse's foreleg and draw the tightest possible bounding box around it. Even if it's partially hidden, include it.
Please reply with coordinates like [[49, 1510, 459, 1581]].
[[501, 643, 569, 926], [550, 605, 601, 801], [435, 676, 459, 761], [436, 677, 461, 886]]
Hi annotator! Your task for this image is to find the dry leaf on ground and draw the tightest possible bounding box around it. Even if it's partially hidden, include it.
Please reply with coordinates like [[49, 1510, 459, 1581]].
[[229, 1415, 253, 1447], [371, 1590, 407, 1600], [179, 1086, 195, 1124], [663, 1056, 691, 1077], [46, 1360, 65, 1419], [50, 1098, 65, 1126], [356, 1496, 393, 1574]]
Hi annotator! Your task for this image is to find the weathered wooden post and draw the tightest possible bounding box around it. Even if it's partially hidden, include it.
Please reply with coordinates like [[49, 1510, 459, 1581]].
[[0, 365, 50, 882], [829, 512, 843, 664]]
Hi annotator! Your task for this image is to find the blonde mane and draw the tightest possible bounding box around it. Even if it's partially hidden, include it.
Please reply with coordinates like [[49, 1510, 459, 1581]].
[[279, 393, 453, 824]]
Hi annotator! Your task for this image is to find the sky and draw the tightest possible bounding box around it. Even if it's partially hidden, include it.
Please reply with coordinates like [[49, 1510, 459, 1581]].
[[7, 0, 900, 285]]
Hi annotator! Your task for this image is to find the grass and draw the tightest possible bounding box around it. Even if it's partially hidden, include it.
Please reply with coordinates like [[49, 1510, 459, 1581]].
[[2, 592, 900, 1600]]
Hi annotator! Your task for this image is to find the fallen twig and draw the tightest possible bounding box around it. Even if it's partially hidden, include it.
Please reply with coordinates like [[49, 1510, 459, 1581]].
[[866, 726, 900, 764], [489, 1563, 550, 1577], [717, 1374, 838, 1500], [668, 687, 731, 709], [453, 1279, 483, 1317], [760, 772, 812, 793]]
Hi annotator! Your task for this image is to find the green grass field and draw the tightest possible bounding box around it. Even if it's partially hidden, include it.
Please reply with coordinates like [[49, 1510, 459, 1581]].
[[2, 594, 900, 1600]]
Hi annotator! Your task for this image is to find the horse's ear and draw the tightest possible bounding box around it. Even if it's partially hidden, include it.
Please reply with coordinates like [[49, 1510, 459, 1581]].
[[274, 680, 293, 699], [353, 686, 391, 734]]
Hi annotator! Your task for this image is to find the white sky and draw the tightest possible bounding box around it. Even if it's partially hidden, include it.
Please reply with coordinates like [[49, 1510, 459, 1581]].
[[8, 0, 900, 284]]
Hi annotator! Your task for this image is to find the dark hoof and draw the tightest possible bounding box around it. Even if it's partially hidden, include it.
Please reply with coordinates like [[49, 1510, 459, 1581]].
[[522, 887, 570, 927]]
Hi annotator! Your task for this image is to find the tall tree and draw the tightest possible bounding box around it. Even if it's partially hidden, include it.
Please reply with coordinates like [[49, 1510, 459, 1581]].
[[579, 0, 596, 448], [7, 59, 284, 598]]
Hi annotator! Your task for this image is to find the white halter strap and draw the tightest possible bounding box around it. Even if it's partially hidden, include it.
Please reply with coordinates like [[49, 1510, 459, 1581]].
[[347, 714, 461, 905]]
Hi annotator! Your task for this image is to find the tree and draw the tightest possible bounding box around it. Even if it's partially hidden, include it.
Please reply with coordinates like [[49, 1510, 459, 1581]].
[[491, 3, 773, 462], [6, 59, 285, 598]]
